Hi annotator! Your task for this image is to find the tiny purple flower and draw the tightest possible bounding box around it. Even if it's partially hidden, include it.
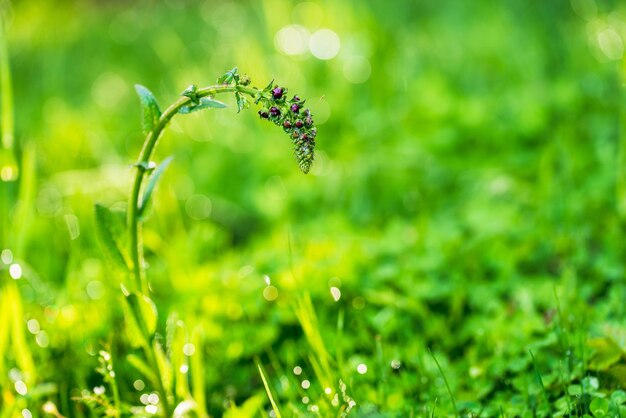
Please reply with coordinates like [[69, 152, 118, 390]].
[[290, 103, 300, 113], [272, 87, 284, 100], [269, 106, 280, 117]]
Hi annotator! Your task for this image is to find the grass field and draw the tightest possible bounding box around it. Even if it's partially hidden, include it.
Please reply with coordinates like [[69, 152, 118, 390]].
[[1, 0, 626, 417]]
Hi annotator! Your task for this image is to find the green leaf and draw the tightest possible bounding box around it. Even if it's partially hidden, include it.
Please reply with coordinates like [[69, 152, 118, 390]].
[[611, 390, 626, 405], [128, 292, 158, 335], [94, 204, 129, 271], [122, 292, 158, 348], [139, 156, 174, 220], [262, 79, 274, 93], [235, 92, 247, 113], [181, 84, 199, 104], [135, 84, 161, 134], [178, 97, 227, 114], [217, 67, 239, 85], [590, 397, 609, 417], [127, 354, 159, 386]]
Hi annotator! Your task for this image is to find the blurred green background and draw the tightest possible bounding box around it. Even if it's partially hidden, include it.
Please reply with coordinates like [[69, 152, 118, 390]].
[[1, 0, 626, 416]]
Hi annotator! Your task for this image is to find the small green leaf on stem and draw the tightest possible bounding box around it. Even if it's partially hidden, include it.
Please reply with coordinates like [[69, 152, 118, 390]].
[[181, 84, 199, 104], [139, 156, 174, 220], [94, 204, 130, 271], [179, 97, 227, 114], [123, 292, 158, 347], [217, 67, 239, 85], [235, 92, 247, 113], [135, 85, 162, 134], [262, 79, 274, 93]]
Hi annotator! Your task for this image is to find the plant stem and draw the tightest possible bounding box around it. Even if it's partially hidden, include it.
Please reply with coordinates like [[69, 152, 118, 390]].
[[127, 84, 259, 293]]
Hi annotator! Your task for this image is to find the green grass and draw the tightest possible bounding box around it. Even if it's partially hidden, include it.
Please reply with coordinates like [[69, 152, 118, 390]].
[[1, 0, 626, 417]]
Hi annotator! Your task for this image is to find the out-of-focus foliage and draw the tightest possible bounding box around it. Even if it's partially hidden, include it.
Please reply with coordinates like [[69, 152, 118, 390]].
[[1, 0, 626, 416]]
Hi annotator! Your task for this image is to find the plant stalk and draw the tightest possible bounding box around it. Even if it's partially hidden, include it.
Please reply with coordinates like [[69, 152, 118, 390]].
[[127, 84, 259, 294]]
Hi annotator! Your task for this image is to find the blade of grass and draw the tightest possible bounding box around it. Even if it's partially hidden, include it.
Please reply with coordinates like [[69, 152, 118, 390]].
[[429, 348, 458, 417], [529, 350, 552, 416], [257, 363, 282, 418]]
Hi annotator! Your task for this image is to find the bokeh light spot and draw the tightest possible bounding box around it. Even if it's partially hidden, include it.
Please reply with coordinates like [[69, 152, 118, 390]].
[[134, 379, 145, 391], [185, 194, 212, 220], [27, 319, 40, 334], [309, 29, 340, 60], [92, 72, 128, 109], [9, 263, 22, 279], [183, 343, 196, 356], [343, 56, 372, 84], [263, 285, 279, 301], [275, 24, 310, 56], [597, 27, 623, 60], [86, 280, 104, 300], [1, 248, 13, 264]]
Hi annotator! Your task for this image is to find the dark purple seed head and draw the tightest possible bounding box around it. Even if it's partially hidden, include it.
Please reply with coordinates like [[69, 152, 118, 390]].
[[292, 95, 301, 102], [301, 133, 309, 141], [283, 120, 292, 129], [272, 87, 284, 99], [295, 119, 304, 128], [269, 106, 280, 117], [290, 103, 300, 113], [258, 109, 269, 119]]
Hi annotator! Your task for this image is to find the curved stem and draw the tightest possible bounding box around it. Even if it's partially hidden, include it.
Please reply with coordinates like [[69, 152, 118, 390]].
[[127, 84, 260, 293]]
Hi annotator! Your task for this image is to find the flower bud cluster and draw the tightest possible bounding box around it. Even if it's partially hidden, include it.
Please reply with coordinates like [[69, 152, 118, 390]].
[[258, 86, 316, 174]]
